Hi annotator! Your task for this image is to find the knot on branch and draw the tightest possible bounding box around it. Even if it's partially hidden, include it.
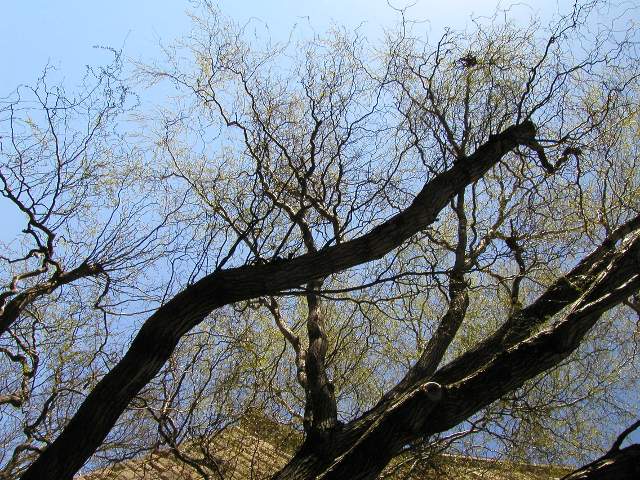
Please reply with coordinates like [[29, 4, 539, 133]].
[[420, 381, 443, 402], [86, 262, 105, 274]]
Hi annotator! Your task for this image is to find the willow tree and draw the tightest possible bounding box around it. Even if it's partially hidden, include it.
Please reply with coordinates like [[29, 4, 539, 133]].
[[2, 1, 640, 479]]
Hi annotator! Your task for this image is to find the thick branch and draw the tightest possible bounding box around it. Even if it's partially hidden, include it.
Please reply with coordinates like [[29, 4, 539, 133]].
[[562, 419, 640, 479], [0, 261, 104, 336], [304, 279, 338, 435], [393, 191, 470, 393], [290, 229, 640, 480], [424, 232, 640, 434], [561, 445, 640, 480], [432, 213, 640, 385], [609, 419, 640, 453], [20, 121, 538, 480]]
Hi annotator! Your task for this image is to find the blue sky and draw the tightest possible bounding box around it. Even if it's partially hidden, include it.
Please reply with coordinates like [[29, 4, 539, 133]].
[[1, 0, 639, 451], [0, 0, 563, 241], [0, 1, 563, 93]]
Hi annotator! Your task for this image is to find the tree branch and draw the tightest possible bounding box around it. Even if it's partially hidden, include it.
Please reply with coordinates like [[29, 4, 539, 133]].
[[20, 121, 539, 480]]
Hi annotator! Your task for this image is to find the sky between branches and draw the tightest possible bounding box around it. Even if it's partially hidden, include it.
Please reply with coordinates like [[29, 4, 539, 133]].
[[1, 0, 639, 451], [0, 0, 567, 241]]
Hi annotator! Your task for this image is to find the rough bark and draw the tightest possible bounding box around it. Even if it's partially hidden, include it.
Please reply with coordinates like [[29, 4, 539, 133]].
[[432, 212, 640, 386], [270, 230, 640, 479], [19, 121, 539, 480], [562, 445, 640, 480], [17, 118, 638, 480], [303, 279, 339, 435], [273, 383, 444, 480], [419, 231, 640, 437]]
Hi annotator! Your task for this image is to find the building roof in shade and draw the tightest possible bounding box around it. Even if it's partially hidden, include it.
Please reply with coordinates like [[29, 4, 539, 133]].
[[80, 423, 573, 480]]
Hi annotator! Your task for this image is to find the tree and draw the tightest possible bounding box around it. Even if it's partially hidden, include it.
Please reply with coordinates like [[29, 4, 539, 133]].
[[2, 1, 640, 479]]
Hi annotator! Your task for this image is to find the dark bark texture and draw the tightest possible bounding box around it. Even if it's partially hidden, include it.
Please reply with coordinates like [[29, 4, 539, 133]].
[[562, 445, 640, 480], [273, 228, 640, 479], [20, 122, 539, 480], [20, 121, 640, 480]]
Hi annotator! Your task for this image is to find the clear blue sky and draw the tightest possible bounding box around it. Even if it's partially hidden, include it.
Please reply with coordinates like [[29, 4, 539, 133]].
[[0, 0, 562, 241], [0, 0, 563, 93]]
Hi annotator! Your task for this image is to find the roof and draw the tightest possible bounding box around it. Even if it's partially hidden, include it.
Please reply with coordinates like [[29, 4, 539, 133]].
[[382, 454, 572, 480], [80, 426, 572, 480]]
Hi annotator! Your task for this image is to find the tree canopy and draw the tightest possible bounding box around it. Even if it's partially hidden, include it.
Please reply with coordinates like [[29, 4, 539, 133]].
[[1, 1, 640, 479]]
